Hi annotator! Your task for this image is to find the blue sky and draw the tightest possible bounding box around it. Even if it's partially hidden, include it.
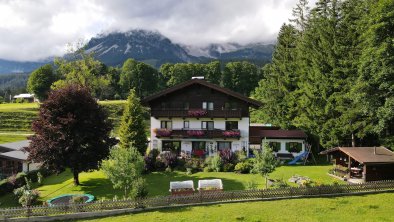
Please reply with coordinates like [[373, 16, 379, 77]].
[[0, 0, 315, 61]]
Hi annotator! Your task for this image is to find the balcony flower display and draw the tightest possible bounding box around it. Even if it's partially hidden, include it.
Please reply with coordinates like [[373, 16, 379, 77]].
[[188, 109, 207, 117], [187, 130, 205, 137], [154, 128, 172, 137], [222, 130, 240, 137]]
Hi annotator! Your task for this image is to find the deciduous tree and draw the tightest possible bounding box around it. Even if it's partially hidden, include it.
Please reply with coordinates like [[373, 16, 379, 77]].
[[25, 85, 117, 185]]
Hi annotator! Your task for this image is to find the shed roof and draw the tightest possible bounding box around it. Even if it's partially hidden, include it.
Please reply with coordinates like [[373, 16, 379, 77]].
[[0, 150, 28, 161], [141, 79, 262, 108], [321, 147, 394, 164], [0, 140, 29, 152]]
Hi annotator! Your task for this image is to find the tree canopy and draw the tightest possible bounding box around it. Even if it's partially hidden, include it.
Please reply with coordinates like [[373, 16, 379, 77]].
[[27, 64, 58, 101], [25, 84, 117, 185]]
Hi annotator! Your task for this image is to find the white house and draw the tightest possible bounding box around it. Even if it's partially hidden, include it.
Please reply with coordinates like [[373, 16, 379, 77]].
[[141, 79, 262, 157]]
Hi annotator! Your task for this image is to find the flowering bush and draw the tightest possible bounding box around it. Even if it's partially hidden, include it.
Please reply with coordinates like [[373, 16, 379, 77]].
[[159, 151, 178, 169], [192, 149, 206, 158], [222, 130, 240, 137], [187, 130, 205, 137], [219, 148, 236, 164], [188, 109, 207, 117], [154, 128, 172, 137]]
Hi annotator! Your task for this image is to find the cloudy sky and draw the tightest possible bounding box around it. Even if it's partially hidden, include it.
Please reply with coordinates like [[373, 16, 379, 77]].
[[0, 0, 315, 61]]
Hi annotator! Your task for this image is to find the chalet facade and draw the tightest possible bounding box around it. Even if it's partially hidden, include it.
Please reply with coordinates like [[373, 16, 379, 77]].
[[142, 79, 261, 157]]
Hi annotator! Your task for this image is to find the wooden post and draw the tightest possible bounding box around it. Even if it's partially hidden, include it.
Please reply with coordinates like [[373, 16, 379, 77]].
[[348, 155, 352, 179], [363, 165, 367, 182]]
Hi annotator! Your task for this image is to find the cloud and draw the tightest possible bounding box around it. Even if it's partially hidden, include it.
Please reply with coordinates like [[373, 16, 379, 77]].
[[0, 0, 315, 61]]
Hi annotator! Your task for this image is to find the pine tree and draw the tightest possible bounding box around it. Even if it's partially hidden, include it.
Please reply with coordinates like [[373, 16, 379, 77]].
[[356, 0, 394, 148], [119, 89, 148, 155], [252, 24, 299, 128]]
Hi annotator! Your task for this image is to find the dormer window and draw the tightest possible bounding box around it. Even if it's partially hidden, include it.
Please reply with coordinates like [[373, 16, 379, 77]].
[[203, 102, 214, 110]]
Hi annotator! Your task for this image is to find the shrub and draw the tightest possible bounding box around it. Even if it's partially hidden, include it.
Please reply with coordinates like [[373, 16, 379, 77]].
[[234, 161, 253, 174], [159, 151, 177, 169], [144, 149, 160, 172], [245, 180, 258, 190], [187, 167, 194, 175], [219, 148, 236, 164], [129, 178, 148, 199], [234, 150, 247, 163], [185, 158, 204, 172], [208, 155, 222, 172], [222, 163, 235, 172], [13, 179, 40, 207], [203, 167, 212, 173]]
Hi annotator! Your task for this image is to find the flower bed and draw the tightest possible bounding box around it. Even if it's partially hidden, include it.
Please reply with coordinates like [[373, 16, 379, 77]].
[[188, 109, 207, 117], [222, 130, 240, 137]]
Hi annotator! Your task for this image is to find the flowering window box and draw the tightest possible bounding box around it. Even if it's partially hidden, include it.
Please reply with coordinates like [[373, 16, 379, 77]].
[[154, 128, 172, 137], [192, 149, 206, 157], [222, 130, 240, 137], [187, 130, 205, 137], [188, 109, 208, 117]]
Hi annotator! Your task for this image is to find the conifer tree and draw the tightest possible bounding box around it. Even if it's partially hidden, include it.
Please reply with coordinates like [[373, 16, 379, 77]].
[[119, 89, 148, 155]]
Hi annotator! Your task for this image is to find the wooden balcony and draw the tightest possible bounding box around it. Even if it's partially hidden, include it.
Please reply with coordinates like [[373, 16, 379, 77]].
[[151, 109, 242, 119], [154, 128, 241, 139]]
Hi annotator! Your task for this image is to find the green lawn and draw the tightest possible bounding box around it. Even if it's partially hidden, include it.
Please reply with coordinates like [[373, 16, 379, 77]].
[[0, 133, 28, 143], [0, 165, 337, 208], [74, 192, 394, 222]]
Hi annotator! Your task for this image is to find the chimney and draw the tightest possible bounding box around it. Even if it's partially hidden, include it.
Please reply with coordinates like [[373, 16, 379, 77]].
[[374, 146, 376, 155], [192, 76, 204, 80]]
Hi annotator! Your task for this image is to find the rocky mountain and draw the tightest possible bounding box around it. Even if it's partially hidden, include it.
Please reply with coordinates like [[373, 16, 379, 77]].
[[0, 29, 274, 74], [84, 29, 274, 68]]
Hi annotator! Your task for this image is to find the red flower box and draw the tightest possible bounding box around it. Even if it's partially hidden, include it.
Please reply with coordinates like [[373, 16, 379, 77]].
[[188, 109, 207, 117], [154, 128, 172, 137], [222, 130, 240, 137], [187, 130, 205, 137]]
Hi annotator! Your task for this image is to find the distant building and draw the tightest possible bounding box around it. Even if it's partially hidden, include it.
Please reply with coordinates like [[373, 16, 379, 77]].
[[0, 140, 41, 178], [13, 93, 38, 103]]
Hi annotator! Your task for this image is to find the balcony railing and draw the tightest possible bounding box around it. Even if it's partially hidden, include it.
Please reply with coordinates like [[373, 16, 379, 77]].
[[154, 128, 241, 139], [151, 109, 242, 118]]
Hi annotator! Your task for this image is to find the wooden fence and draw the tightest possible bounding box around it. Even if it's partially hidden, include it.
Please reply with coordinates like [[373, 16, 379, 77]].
[[2, 180, 394, 220]]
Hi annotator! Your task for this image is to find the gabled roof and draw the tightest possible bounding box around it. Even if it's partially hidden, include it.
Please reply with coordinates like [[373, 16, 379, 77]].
[[0, 140, 29, 152], [141, 79, 262, 108], [0, 150, 28, 161], [320, 147, 394, 164]]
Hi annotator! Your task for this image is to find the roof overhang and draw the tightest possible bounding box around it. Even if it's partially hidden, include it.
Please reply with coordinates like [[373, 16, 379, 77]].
[[141, 79, 262, 108]]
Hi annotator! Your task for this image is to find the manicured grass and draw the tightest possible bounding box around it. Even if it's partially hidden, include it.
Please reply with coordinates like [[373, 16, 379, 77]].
[[0, 165, 336, 208], [74, 192, 394, 222], [0, 133, 28, 143], [0, 103, 38, 112]]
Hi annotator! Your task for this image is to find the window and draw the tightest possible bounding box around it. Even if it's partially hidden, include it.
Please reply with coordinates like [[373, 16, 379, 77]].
[[217, 141, 231, 151], [162, 141, 181, 154], [183, 121, 190, 129], [202, 102, 214, 110], [202, 121, 214, 130], [268, 142, 281, 152], [224, 102, 238, 110], [183, 102, 189, 110], [161, 121, 172, 129], [225, 121, 238, 130], [286, 142, 302, 153]]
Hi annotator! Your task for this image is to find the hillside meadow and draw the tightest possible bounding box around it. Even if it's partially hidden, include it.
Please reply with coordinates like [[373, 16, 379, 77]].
[[0, 101, 127, 134]]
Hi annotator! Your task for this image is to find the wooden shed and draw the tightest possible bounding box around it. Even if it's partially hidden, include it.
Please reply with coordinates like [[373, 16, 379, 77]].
[[321, 146, 394, 182]]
